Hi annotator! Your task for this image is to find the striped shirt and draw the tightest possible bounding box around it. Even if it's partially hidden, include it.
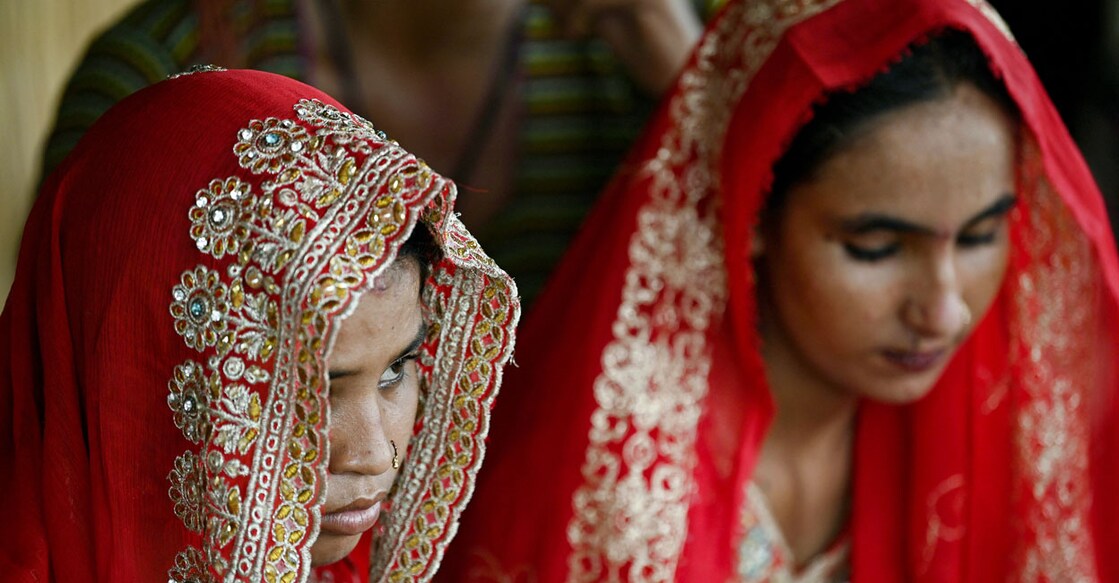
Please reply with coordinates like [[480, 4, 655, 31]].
[[42, 0, 719, 304]]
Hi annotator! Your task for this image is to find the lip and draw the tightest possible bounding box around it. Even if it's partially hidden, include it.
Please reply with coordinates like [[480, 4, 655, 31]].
[[881, 348, 947, 373], [320, 497, 383, 537]]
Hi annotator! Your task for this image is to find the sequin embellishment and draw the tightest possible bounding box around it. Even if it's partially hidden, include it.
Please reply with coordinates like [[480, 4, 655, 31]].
[[171, 267, 230, 350], [165, 95, 519, 583], [168, 64, 228, 79], [190, 178, 256, 258], [168, 361, 213, 444]]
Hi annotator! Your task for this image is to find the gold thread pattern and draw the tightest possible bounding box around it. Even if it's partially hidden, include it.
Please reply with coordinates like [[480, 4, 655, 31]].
[[165, 95, 519, 583], [1010, 139, 1100, 581], [168, 64, 228, 79], [373, 227, 518, 582], [190, 178, 256, 259], [564, 1, 841, 581]]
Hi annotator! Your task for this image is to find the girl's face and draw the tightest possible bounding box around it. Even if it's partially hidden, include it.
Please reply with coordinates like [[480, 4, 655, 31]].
[[311, 260, 424, 566], [759, 83, 1017, 404]]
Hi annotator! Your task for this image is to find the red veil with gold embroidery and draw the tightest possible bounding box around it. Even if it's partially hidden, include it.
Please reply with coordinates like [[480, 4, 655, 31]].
[[441, 0, 1119, 580], [0, 69, 519, 582]]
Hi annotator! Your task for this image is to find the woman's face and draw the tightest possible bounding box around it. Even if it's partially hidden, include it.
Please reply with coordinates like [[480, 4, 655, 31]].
[[311, 260, 424, 566], [759, 83, 1017, 404]]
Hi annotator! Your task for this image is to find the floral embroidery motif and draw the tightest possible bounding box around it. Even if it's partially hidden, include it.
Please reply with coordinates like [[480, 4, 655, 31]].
[[1010, 139, 1100, 581], [234, 118, 310, 174], [168, 361, 214, 444], [374, 248, 518, 582], [208, 379, 263, 456], [190, 178, 255, 258], [169, 452, 207, 532], [169, 547, 212, 583], [171, 266, 231, 350], [166, 95, 518, 583], [564, 1, 842, 581]]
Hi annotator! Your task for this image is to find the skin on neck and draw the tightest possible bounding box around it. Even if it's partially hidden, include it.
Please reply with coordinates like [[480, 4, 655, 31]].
[[752, 274, 855, 568], [748, 82, 1016, 567], [758, 287, 859, 453]]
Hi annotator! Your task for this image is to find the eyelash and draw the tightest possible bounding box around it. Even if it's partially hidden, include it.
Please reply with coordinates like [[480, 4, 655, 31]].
[[843, 242, 900, 262], [956, 229, 999, 247], [843, 227, 1002, 262], [378, 352, 419, 390]]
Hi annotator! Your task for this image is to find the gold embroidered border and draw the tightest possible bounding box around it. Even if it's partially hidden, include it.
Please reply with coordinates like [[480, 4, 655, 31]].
[[168, 99, 440, 583], [564, 1, 842, 581], [1010, 140, 1100, 581], [166, 95, 518, 583], [372, 216, 520, 582]]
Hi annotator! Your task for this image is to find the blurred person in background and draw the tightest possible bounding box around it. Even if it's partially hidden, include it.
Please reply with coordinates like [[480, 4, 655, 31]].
[[440, 0, 1119, 580], [39, 0, 720, 305]]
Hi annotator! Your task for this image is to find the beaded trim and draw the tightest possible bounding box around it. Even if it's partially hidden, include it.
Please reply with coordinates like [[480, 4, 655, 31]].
[[168, 64, 229, 79], [165, 95, 518, 583]]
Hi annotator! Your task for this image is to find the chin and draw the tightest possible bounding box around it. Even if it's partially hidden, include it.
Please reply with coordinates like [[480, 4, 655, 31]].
[[861, 368, 947, 404], [310, 532, 361, 567], [865, 383, 937, 404]]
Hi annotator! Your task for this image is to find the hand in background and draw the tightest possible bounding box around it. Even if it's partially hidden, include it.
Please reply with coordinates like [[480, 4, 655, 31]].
[[548, 0, 704, 96]]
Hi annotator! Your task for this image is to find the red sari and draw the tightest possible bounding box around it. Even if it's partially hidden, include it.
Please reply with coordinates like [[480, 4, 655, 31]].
[[0, 69, 519, 582], [441, 0, 1119, 580]]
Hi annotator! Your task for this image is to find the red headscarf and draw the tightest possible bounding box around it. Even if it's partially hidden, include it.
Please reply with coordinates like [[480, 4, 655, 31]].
[[0, 68, 519, 582], [441, 0, 1119, 580]]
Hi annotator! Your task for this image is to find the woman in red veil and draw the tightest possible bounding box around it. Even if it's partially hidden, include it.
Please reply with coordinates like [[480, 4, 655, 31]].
[[442, 0, 1119, 580], [0, 68, 519, 582]]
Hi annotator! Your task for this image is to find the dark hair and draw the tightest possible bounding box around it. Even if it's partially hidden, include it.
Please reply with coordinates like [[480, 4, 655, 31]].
[[397, 223, 440, 282], [764, 29, 1018, 217]]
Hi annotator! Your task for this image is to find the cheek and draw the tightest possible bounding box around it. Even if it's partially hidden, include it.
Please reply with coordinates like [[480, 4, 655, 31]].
[[773, 239, 901, 334], [327, 395, 362, 444], [961, 240, 1011, 314], [383, 377, 422, 439]]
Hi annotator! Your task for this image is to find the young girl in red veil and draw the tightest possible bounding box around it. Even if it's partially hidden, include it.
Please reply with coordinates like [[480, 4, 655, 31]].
[[441, 0, 1119, 580], [0, 68, 519, 582]]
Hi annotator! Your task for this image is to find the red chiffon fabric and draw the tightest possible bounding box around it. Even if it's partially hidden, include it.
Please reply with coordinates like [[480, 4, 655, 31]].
[[441, 0, 1119, 580], [0, 69, 519, 582]]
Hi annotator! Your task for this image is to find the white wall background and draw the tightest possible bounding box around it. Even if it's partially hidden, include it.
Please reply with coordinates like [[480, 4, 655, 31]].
[[0, 0, 141, 308]]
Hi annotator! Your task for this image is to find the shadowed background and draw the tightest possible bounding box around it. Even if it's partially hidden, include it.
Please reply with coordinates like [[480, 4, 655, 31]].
[[2, 0, 1118, 308]]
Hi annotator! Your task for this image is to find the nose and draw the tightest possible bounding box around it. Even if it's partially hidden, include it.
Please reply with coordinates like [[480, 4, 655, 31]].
[[328, 397, 397, 476], [902, 253, 972, 338]]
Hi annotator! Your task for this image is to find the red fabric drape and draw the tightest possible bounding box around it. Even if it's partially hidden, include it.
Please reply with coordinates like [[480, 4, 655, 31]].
[[441, 0, 1119, 580], [0, 69, 519, 582]]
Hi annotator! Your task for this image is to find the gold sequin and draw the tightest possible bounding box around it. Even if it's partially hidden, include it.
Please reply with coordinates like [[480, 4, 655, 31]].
[[167, 97, 519, 583]]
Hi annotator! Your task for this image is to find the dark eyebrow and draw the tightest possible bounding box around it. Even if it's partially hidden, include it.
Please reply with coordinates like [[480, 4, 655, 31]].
[[398, 323, 429, 361], [840, 214, 935, 236], [328, 322, 429, 381], [839, 193, 1018, 236], [960, 194, 1017, 230]]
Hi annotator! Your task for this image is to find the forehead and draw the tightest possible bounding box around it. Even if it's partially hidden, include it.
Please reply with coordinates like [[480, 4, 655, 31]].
[[329, 261, 422, 362], [791, 84, 1017, 224]]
